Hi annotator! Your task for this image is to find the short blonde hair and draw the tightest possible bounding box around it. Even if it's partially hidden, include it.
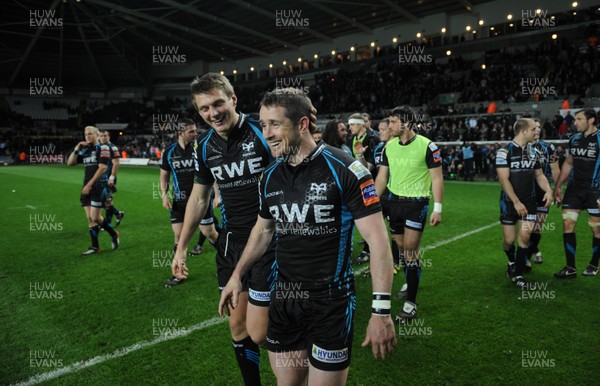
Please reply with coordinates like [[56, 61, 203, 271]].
[[84, 126, 99, 134]]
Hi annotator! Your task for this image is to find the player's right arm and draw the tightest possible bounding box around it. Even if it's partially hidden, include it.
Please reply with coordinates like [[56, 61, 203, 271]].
[[171, 182, 212, 279], [67, 141, 88, 166], [375, 165, 389, 198], [159, 169, 171, 210], [554, 154, 573, 204], [356, 213, 396, 359], [496, 148, 526, 216], [497, 168, 526, 216], [218, 215, 275, 317]]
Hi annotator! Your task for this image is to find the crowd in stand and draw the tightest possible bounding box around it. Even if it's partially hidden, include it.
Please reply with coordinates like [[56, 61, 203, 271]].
[[2, 28, 597, 177]]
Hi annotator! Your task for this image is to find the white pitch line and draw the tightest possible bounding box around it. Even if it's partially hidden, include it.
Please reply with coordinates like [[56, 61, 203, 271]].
[[14, 222, 500, 385], [12, 317, 226, 386], [355, 221, 499, 275], [7, 205, 49, 210]]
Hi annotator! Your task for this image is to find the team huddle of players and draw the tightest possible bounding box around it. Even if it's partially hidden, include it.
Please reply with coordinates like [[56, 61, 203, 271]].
[[68, 73, 598, 385]]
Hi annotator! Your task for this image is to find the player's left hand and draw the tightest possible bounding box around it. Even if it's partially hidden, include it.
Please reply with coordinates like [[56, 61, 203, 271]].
[[218, 277, 243, 317], [362, 315, 396, 359], [543, 191, 553, 208], [81, 184, 91, 195], [430, 211, 441, 226], [171, 250, 189, 279]]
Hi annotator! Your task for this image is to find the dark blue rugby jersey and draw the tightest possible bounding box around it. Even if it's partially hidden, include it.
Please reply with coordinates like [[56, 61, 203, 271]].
[[103, 141, 121, 177], [194, 113, 272, 239], [258, 143, 382, 287], [373, 142, 386, 167], [496, 142, 540, 202], [161, 141, 196, 202], [567, 131, 600, 190], [77, 143, 110, 186], [532, 140, 557, 182]]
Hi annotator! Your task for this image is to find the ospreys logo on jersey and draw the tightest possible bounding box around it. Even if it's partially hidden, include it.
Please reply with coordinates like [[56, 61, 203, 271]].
[[242, 142, 255, 154]]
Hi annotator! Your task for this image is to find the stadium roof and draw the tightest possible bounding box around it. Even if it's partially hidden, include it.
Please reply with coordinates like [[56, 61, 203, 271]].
[[3, 0, 492, 89]]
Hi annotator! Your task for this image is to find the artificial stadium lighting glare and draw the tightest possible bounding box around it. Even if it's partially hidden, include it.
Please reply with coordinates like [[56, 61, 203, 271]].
[[269, 63, 273, 68], [297, 57, 302, 62], [446, 50, 451, 56], [573, 12, 577, 15], [478, 20, 484, 26], [552, 34, 558, 39], [331, 50, 336, 55], [551, 16, 556, 19], [370, 42, 375, 47], [233, 70, 237, 74], [466, 25, 471, 31], [490, 26, 495, 30], [392, 37, 398, 43], [350, 46, 355, 51], [416, 32, 421, 38], [250, 67, 254, 72], [535, 9, 541, 14], [314, 54, 318, 59], [220, 70, 224, 75], [509, 23, 514, 27], [473, 30, 477, 34], [441, 27, 447, 33], [507, 14, 513, 20], [481, 64, 486, 70], [572, 1, 578, 7], [283, 60, 287, 65]]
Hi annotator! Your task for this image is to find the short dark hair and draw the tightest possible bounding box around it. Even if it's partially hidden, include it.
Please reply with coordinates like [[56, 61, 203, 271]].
[[576, 108, 597, 123], [260, 87, 313, 133], [389, 105, 417, 123], [177, 118, 196, 132], [379, 118, 390, 126]]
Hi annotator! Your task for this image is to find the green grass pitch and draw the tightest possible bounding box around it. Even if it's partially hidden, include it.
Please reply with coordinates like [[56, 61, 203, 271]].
[[1, 165, 598, 385]]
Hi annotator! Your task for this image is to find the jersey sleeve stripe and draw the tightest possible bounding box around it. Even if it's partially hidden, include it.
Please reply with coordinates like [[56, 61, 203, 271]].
[[322, 153, 344, 196], [322, 150, 347, 167], [262, 162, 280, 198]]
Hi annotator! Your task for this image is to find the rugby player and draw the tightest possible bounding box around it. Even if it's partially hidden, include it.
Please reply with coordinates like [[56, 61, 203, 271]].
[[375, 105, 443, 320], [98, 129, 125, 227], [322, 119, 352, 156], [219, 88, 396, 385], [349, 114, 380, 265], [554, 108, 600, 277], [528, 119, 560, 266], [170, 73, 275, 385], [496, 118, 552, 288], [67, 126, 120, 255], [363, 119, 402, 279], [160, 119, 219, 287]]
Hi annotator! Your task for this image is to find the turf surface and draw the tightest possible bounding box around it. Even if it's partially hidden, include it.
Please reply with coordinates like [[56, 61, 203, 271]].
[[1, 166, 598, 385]]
